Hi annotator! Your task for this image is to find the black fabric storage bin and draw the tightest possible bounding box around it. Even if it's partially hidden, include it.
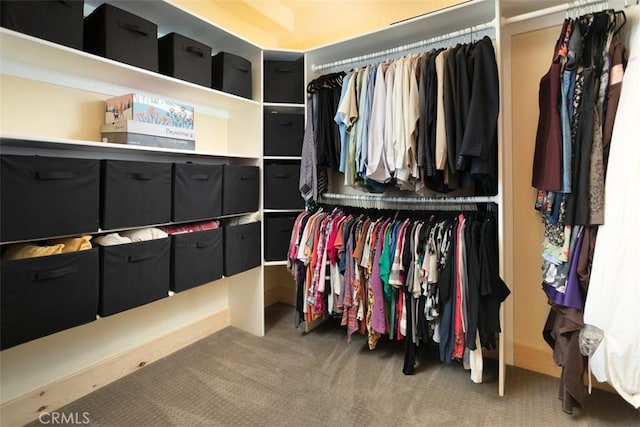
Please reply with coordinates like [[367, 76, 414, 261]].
[[211, 52, 252, 99], [1, 0, 84, 50], [171, 228, 222, 292], [264, 59, 304, 103], [158, 32, 212, 87], [1, 155, 100, 242], [263, 109, 304, 156], [99, 238, 170, 316], [83, 3, 158, 72], [265, 216, 296, 261], [222, 165, 259, 215], [173, 163, 223, 222], [1, 248, 99, 350], [223, 222, 261, 276], [101, 160, 172, 230], [264, 163, 304, 209]]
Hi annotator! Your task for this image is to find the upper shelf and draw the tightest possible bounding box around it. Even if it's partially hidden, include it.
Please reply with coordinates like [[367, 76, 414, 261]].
[[0, 135, 260, 163], [0, 28, 259, 117], [306, 0, 496, 69], [84, 0, 261, 59]]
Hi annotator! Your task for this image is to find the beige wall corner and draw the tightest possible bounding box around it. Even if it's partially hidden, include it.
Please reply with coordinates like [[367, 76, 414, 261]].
[[510, 25, 562, 372]]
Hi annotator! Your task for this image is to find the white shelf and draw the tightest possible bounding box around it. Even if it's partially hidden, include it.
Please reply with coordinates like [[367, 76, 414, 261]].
[[0, 207, 255, 246], [264, 156, 302, 160], [84, 0, 261, 59], [306, 0, 495, 71], [0, 135, 260, 162], [263, 102, 306, 108], [263, 261, 288, 267], [263, 50, 305, 61], [0, 29, 259, 118]]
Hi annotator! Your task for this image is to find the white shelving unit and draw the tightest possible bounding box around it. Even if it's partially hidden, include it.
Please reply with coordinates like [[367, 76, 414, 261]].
[[262, 49, 306, 270], [0, 2, 267, 421]]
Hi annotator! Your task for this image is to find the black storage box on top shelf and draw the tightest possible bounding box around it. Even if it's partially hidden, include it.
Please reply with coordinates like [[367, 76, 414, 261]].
[[223, 221, 261, 276], [158, 32, 212, 87], [222, 165, 259, 215], [264, 215, 296, 261], [99, 238, 170, 316], [211, 52, 253, 99], [263, 109, 304, 156], [1, 248, 99, 350], [83, 3, 159, 72], [171, 228, 223, 292], [264, 163, 304, 210], [101, 160, 172, 230], [173, 163, 223, 222], [264, 59, 304, 104], [1, 155, 100, 242], [0, 0, 84, 50]]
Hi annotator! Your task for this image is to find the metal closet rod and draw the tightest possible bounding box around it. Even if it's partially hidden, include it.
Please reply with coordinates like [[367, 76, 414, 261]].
[[503, 0, 632, 25], [311, 21, 495, 72], [318, 192, 497, 211]]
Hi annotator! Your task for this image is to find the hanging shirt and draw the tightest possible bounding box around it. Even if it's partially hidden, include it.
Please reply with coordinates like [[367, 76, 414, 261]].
[[335, 72, 354, 173], [384, 62, 397, 177], [435, 49, 450, 171], [367, 63, 392, 183], [356, 66, 372, 178]]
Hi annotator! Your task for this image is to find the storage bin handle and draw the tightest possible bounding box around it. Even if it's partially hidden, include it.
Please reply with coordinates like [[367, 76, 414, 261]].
[[231, 63, 250, 73], [239, 175, 251, 181], [275, 173, 291, 179], [32, 266, 78, 281], [34, 170, 77, 180], [190, 174, 210, 181], [274, 67, 293, 73], [119, 22, 149, 37], [276, 120, 293, 126], [126, 172, 153, 181], [127, 252, 155, 263], [194, 240, 214, 248], [185, 46, 204, 57]]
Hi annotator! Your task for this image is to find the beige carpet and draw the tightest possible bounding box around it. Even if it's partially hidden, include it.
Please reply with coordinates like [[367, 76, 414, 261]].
[[35, 303, 639, 426]]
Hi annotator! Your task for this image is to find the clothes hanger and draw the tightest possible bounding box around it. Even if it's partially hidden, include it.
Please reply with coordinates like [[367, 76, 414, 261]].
[[612, 10, 627, 37]]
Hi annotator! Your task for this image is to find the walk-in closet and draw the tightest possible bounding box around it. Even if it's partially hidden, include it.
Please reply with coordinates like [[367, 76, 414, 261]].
[[0, 0, 638, 425]]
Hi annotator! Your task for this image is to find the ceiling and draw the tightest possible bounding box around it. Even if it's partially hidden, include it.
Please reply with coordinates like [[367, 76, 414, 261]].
[[171, 0, 469, 49], [170, 0, 572, 49]]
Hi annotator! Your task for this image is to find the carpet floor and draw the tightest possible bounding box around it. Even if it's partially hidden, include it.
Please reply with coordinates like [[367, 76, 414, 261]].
[[35, 303, 639, 426]]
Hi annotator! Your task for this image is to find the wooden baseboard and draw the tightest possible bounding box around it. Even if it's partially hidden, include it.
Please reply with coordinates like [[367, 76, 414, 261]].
[[513, 343, 561, 378], [513, 342, 617, 394], [0, 309, 230, 427]]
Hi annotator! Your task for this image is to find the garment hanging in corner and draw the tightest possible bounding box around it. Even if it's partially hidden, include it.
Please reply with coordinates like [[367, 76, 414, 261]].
[[583, 6, 640, 409], [286, 205, 510, 380], [302, 36, 500, 201], [531, 7, 634, 414]]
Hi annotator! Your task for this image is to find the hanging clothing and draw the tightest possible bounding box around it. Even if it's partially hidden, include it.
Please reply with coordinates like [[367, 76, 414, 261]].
[[307, 38, 499, 198], [532, 9, 635, 414], [288, 205, 510, 379], [531, 20, 567, 192], [583, 12, 640, 408]]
